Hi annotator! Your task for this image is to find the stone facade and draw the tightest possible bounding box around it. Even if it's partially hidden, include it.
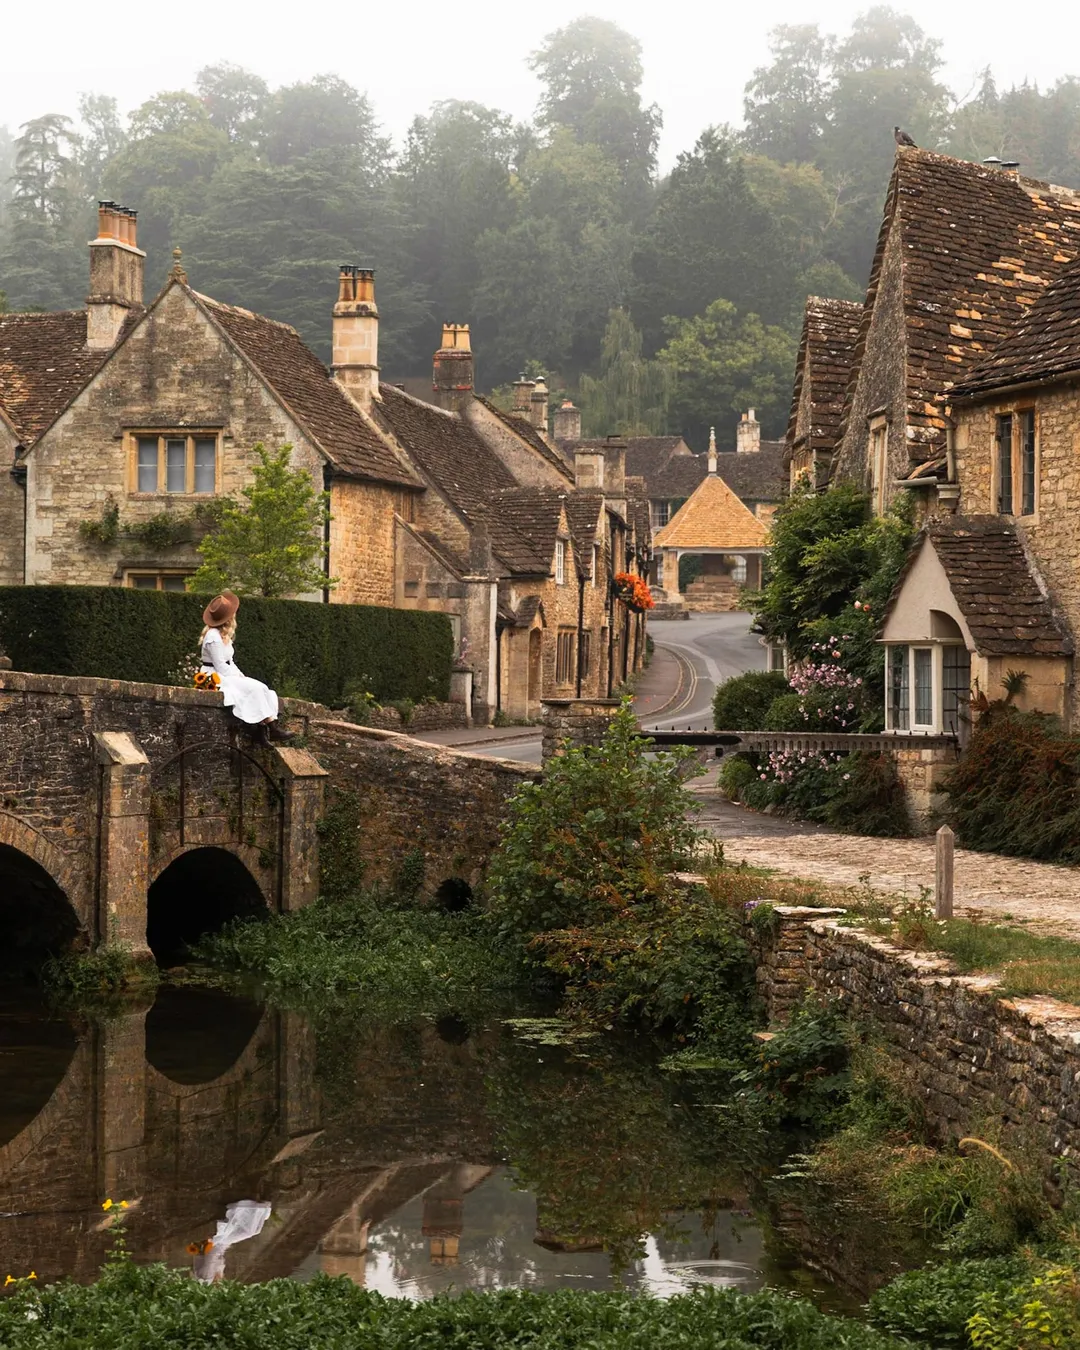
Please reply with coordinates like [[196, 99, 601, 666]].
[[331, 477, 402, 607], [756, 907, 1080, 1159], [540, 697, 623, 762]]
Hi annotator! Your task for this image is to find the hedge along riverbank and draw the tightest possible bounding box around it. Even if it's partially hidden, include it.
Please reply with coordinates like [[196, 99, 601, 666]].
[[0, 585, 454, 706]]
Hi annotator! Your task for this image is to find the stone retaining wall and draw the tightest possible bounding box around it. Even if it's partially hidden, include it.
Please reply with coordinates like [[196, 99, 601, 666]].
[[306, 718, 536, 897], [756, 907, 1080, 1157]]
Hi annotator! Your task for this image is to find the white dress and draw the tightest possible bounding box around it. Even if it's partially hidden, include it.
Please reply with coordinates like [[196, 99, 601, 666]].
[[192, 1200, 273, 1283], [200, 630, 279, 725]]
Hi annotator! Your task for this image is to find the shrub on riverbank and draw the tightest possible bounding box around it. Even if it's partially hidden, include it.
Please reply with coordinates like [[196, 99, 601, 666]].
[[712, 670, 790, 729], [721, 749, 911, 837], [0, 1264, 906, 1349]]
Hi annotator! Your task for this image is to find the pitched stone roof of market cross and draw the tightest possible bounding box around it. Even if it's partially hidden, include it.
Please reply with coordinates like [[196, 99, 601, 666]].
[[653, 471, 769, 552], [839, 148, 1080, 455]]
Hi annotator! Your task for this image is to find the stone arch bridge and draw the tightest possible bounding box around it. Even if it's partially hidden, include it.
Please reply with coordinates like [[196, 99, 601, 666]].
[[0, 670, 327, 960]]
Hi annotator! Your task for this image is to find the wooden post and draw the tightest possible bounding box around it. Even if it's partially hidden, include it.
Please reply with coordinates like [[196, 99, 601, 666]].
[[935, 824, 954, 919]]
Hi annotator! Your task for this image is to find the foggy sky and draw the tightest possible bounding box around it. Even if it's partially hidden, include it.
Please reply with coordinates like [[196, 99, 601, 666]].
[[3, 0, 1077, 169]]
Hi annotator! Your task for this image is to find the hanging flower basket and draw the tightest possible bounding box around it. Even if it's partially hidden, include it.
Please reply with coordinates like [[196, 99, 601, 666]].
[[614, 573, 655, 612]]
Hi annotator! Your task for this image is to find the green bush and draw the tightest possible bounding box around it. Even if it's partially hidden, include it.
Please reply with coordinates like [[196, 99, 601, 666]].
[[867, 1256, 1034, 1347], [713, 670, 789, 729], [942, 710, 1080, 862], [0, 585, 453, 706], [486, 704, 703, 943], [763, 692, 810, 730], [821, 754, 911, 837], [719, 752, 758, 798], [0, 1264, 906, 1348]]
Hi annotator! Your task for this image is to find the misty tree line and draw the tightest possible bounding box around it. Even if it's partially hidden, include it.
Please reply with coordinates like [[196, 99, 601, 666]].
[[2, 7, 1080, 448]]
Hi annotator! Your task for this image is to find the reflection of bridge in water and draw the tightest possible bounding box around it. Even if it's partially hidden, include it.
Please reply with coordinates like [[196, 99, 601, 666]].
[[0, 986, 498, 1287]]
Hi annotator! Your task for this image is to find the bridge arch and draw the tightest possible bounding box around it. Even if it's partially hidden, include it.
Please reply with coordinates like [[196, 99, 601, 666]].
[[147, 845, 269, 964], [0, 812, 85, 966]]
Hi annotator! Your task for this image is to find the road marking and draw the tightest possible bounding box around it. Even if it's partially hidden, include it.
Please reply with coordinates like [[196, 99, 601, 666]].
[[647, 645, 699, 723]]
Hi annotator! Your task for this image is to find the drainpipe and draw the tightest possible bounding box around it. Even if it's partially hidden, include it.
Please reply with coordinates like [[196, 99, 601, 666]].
[[322, 464, 333, 603], [575, 571, 585, 697], [495, 621, 504, 713], [606, 579, 615, 697]]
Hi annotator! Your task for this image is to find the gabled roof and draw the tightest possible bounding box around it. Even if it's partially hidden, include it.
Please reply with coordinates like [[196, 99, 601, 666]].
[[487, 486, 569, 575], [786, 296, 862, 455], [196, 293, 419, 488], [473, 396, 572, 476], [883, 516, 1072, 656], [841, 149, 1080, 454], [713, 447, 787, 504], [0, 310, 135, 443], [952, 253, 1080, 396], [653, 472, 769, 551], [563, 490, 604, 559]]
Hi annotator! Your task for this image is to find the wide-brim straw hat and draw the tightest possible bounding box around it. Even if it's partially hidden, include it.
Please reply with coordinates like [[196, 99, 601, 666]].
[[202, 590, 240, 627]]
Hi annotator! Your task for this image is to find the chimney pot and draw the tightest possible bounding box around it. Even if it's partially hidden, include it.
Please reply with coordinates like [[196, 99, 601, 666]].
[[332, 263, 380, 411], [433, 322, 474, 411], [87, 201, 145, 350], [736, 407, 761, 454], [529, 375, 549, 433], [553, 398, 582, 442], [512, 373, 535, 414]]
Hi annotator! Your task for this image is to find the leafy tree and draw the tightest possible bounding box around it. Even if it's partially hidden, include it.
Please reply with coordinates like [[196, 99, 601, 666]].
[[76, 95, 127, 193], [8, 113, 80, 225], [659, 298, 796, 446], [191, 443, 335, 598], [195, 63, 269, 146], [742, 24, 831, 164], [578, 308, 669, 435], [529, 16, 660, 202], [257, 75, 388, 168]]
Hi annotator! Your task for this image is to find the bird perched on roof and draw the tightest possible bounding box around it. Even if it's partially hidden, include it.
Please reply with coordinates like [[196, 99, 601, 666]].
[[894, 126, 917, 147]]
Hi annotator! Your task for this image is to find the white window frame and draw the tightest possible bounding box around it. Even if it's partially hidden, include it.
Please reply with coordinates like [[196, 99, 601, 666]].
[[555, 538, 566, 586], [885, 643, 970, 734]]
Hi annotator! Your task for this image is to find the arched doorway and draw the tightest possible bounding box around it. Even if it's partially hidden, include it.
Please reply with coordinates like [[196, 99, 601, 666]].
[[147, 847, 267, 965], [0, 844, 81, 973]]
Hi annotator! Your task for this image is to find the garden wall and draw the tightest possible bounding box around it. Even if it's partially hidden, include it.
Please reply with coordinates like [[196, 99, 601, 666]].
[[755, 907, 1080, 1158]]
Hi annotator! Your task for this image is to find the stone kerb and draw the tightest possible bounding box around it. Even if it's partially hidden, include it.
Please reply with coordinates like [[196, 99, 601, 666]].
[[540, 698, 622, 763]]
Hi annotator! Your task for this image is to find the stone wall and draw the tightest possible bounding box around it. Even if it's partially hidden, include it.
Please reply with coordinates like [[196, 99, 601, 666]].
[[755, 907, 1080, 1157], [306, 717, 536, 896], [330, 478, 400, 607], [540, 697, 622, 762]]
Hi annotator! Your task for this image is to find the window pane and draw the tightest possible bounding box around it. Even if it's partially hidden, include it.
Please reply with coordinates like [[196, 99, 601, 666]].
[[889, 645, 909, 730], [1020, 410, 1036, 515], [996, 414, 1013, 513], [137, 438, 158, 492], [166, 439, 186, 493], [914, 647, 933, 725], [161, 575, 188, 592], [193, 439, 216, 493], [131, 574, 158, 590], [942, 645, 971, 733]]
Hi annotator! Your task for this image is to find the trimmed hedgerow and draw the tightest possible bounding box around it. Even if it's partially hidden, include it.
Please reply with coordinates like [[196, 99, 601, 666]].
[[941, 709, 1080, 862], [0, 1265, 905, 1348], [0, 585, 453, 706], [712, 670, 790, 730]]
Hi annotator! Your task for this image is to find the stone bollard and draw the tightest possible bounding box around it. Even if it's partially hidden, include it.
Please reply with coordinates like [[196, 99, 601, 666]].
[[540, 698, 622, 764]]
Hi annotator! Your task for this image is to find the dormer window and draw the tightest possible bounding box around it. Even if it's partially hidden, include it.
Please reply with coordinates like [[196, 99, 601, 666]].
[[555, 538, 566, 585]]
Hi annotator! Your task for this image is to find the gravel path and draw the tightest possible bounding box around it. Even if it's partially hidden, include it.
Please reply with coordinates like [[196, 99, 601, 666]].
[[692, 790, 1080, 939]]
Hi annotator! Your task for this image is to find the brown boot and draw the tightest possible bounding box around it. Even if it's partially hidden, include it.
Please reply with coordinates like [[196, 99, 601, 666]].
[[267, 722, 295, 743]]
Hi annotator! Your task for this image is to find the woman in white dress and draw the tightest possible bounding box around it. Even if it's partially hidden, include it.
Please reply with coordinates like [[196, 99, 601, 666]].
[[200, 591, 292, 744]]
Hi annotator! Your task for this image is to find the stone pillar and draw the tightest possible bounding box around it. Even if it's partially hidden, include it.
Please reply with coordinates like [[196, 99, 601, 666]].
[[95, 1002, 149, 1201], [541, 697, 622, 763], [662, 549, 681, 599], [319, 1202, 370, 1281], [273, 746, 329, 912], [449, 665, 474, 724], [93, 731, 152, 959]]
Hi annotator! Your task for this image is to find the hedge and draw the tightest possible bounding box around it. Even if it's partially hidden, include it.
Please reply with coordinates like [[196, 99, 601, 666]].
[[0, 586, 454, 707]]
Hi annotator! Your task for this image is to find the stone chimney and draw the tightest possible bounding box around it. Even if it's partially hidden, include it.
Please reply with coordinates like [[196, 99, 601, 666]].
[[603, 434, 627, 519], [332, 265, 379, 411], [529, 375, 549, 432], [574, 446, 605, 491], [736, 407, 761, 454], [86, 201, 145, 350], [512, 373, 535, 414], [432, 324, 474, 412], [553, 399, 581, 441], [707, 425, 718, 474]]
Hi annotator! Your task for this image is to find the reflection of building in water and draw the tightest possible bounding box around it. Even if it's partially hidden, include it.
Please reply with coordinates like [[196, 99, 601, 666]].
[[421, 1165, 493, 1266]]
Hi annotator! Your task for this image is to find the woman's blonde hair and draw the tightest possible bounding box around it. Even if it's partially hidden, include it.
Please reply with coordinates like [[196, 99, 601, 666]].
[[201, 618, 237, 645]]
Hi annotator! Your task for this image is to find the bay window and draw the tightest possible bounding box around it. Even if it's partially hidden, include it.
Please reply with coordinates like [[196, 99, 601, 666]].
[[885, 644, 970, 734]]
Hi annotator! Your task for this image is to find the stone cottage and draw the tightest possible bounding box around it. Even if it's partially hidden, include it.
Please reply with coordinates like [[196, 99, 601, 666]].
[[0, 206, 649, 722]]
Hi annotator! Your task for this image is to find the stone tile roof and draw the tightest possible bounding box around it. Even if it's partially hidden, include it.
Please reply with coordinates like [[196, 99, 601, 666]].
[[786, 296, 862, 455], [197, 293, 419, 488], [488, 486, 568, 576], [0, 310, 128, 443], [653, 472, 770, 551], [952, 254, 1080, 395], [714, 447, 787, 504], [374, 383, 516, 515], [563, 491, 604, 559], [560, 436, 691, 487], [844, 149, 1080, 454], [474, 396, 572, 474], [886, 517, 1072, 656]]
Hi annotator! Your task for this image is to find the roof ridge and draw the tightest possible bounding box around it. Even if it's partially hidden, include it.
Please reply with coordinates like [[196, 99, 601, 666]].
[[379, 382, 459, 420]]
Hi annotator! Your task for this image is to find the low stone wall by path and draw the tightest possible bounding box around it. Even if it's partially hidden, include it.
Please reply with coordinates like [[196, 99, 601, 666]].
[[756, 907, 1080, 1158], [315, 701, 470, 735], [306, 718, 536, 898]]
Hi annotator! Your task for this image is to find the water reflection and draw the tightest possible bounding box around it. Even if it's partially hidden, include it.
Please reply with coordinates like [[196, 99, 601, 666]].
[[0, 982, 783, 1299]]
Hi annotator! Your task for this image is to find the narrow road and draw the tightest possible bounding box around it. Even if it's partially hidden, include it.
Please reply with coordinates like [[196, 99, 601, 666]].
[[636, 614, 765, 731]]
